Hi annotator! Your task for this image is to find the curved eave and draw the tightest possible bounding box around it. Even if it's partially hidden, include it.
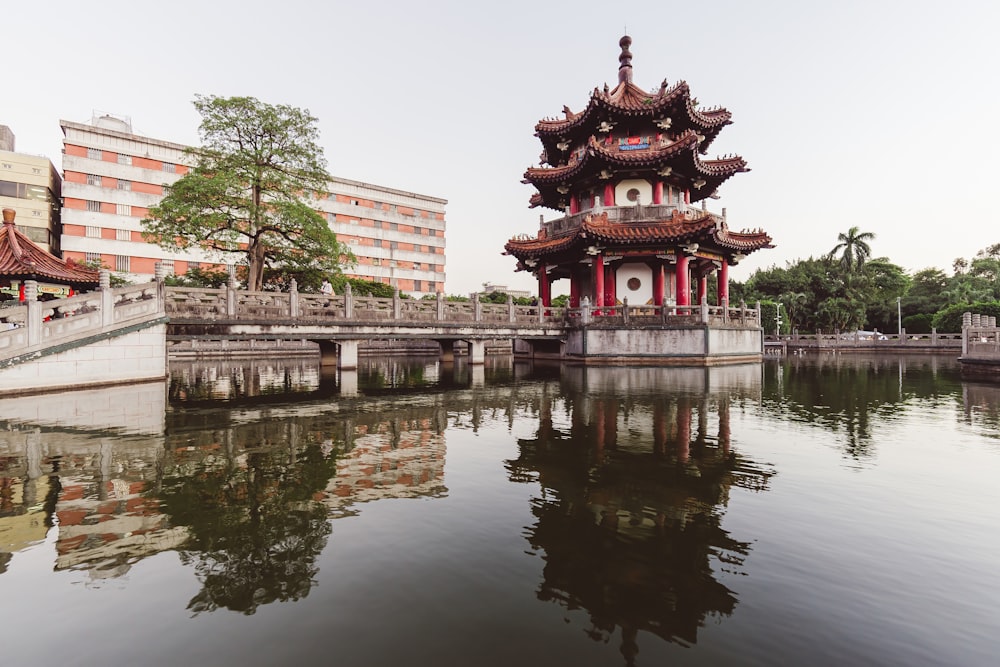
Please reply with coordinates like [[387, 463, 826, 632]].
[[0, 225, 101, 287], [713, 226, 774, 252], [582, 213, 719, 244], [535, 79, 732, 144]]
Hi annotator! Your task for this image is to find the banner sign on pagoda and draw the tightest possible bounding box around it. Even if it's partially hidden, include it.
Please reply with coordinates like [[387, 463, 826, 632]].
[[619, 136, 651, 151]]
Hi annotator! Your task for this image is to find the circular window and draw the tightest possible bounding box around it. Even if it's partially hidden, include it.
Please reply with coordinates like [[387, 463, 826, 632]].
[[626, 188, 641, 202], [627, 277, 641, 291]]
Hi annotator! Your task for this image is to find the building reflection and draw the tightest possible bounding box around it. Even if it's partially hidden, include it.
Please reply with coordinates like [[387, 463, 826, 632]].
[[507, 366, 773, 664]]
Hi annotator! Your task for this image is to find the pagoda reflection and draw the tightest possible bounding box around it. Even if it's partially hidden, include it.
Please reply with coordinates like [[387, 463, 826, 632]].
[[507, 366, 773, 663]]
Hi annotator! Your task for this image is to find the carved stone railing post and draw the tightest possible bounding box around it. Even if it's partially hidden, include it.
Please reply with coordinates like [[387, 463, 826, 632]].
[[700, 294, 709, 324], [99, 270, 114, 328], [24, 280, 41, 346], [436, 291, 444, 321], [508, 294, 515, 323], [289, 278, 299, 318], [755, 301, 761, 329], [931, 327, 938, 347], [580, 296, 591, 325], [722, 297, 729, 323], [344, 282, 354, 319], [623, 298, 630, 325], [474, 293, 482, 323], [393, 289, 401, 320], [154, 262, 166, 282], [226, 273, 237, 318]]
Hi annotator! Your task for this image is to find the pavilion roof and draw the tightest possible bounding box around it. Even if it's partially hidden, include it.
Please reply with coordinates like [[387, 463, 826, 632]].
[[0, 208, 101, 288], [524, 133, 747, 209], [504, 211, 772, 262]]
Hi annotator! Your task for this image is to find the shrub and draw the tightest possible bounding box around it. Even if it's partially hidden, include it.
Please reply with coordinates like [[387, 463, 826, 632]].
[[931, 301, 1000, 332]]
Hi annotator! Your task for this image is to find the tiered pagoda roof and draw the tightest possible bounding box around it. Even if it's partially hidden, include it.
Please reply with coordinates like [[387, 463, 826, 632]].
[[0, 208, 100, 289], [524, 35, 748, 211]]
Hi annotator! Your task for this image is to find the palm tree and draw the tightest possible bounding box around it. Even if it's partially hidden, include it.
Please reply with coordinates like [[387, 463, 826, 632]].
[[830, 227, 876, 273]]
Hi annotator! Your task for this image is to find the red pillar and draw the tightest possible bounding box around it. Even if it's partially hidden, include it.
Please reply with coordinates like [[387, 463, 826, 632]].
[[697, 274, 707, 305], [569, 194, 579, 215], [718, 261, 729, 306], [603, 183, 615, 207], [684, 189, 690, 205], [538, 265, 551, 307], [569, 272, 580, 308], [653, 181, 664, 205], [676, 255, 690, 306], [593, 254, 605, 311], [652, 262, 665, 306], [605, 264, 616, 311]]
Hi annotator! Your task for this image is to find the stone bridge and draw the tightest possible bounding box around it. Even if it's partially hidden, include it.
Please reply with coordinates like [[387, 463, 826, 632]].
[[163, 282, 763, 368]]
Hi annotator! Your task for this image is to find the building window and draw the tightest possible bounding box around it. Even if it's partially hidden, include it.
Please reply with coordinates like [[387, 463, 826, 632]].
[[116, 228, 130, 241], [117, 154, 132, 165], [160, 259, 175, 275], [374, 220, 382, 228], [86, 174, 102, 186], [390, 241, 398, 250], [116, 203, 132, 216], [351, 199, 359, 205], [86, 200, 101, 212], [414, 280, 422, 291], [163, 162, 176, 173], [374, 239, 382, 248], [115, 255, 130, 272], [117, 180, 131, 191], [372, 258, 381, 266], [349, 219, 359, 225], [189, 262, 200, 270], [85, 252, 101, 264], [87, 148, 102, 160], [86, 226, 101, 238]]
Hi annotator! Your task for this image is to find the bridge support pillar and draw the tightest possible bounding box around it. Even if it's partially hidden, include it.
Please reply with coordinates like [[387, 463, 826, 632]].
[[338, 340, 360, 370], [439, 340, 455, 362], [469, 340, 486, 365], [339, 370, 358, 396]]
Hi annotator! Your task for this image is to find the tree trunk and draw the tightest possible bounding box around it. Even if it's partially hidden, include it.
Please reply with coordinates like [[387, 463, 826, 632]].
[[248, 241, 266, 292]]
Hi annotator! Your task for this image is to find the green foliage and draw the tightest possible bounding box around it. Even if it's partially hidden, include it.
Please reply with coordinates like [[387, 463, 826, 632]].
[[551, 294, 570, 307], [902, 313, 933, 334], [759, 300, 790, 335], [330, 275, 398, 298], [143, 95, 354, 292], [76, 259, 130, 287], [164, 266, 231, 288], [830, 226, 876, 272], [932, 301, 1000, 333]]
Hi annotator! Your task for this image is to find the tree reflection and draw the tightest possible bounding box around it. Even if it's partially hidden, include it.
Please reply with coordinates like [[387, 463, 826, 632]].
[[157, 441, 337, 615], [508, 372, 773, 664], [762, 354, 964, 458]]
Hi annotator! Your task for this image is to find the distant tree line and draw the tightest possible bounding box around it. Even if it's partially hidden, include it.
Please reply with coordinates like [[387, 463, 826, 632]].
[[734, 228, 1000, 334]]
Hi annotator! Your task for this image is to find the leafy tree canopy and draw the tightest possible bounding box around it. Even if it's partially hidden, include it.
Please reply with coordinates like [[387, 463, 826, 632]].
[[142, 95, 354, 291]]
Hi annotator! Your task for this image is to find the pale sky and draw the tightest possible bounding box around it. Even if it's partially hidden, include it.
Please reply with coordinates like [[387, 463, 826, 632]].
[[6, 0, 999, 294]]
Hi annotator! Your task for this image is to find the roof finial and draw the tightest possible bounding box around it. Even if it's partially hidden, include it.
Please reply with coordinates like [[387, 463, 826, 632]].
[[618, 35, 633, 85], [2, 208, 15, 226]]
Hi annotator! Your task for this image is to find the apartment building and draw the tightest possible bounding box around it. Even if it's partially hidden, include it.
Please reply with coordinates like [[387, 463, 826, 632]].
[[60, 115, 447, 296], [0, 125, 62, 253]]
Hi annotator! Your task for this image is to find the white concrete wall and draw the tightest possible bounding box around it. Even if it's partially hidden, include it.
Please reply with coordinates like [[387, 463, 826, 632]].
[[0, 380, 166, 435], [0, 323, 166, 394], [616, 262, 653, 305]]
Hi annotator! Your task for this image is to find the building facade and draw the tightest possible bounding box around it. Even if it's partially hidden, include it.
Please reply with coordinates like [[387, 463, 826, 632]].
[[0, 126, 62, 253], [60, 115, 446, 297]]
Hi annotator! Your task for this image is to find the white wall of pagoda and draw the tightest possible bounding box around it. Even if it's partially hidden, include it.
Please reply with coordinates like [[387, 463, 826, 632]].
[[616, 263, 653, 305], [615, 179, 653, 206]]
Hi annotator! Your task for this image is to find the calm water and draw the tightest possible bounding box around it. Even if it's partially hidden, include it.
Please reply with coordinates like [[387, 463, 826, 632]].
[[1, 353, 998, 666]]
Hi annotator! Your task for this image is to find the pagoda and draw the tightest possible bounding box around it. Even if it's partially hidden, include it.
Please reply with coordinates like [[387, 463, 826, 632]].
[[505, 36, 772, 311]]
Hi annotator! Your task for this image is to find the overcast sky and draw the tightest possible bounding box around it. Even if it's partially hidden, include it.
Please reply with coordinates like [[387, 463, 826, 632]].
[[6, 0, 999, 294]]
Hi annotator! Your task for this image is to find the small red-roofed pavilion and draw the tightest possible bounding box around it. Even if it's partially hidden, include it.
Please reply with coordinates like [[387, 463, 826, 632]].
[[0, 208, 100, 300]]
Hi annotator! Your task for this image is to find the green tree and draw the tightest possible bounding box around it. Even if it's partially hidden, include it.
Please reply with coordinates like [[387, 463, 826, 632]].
[[143, 95, 353, 292], [830, 226, 876, 273]]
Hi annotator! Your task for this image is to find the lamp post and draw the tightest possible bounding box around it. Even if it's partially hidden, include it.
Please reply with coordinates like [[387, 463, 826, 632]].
[[897, 296, 902, 338]]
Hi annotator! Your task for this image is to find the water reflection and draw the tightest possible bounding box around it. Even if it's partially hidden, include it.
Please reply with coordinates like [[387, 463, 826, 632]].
[[0, 354, 996, 664], [762, 353, 965, 457], [508, 366, 773, 662]]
